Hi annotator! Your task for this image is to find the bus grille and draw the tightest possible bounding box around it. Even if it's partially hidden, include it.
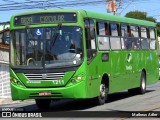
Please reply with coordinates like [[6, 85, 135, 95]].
[[24, 73, 65, 80]]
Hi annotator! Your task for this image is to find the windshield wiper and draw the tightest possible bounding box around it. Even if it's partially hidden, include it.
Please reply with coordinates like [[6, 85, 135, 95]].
[[50, 22, 62, 50]]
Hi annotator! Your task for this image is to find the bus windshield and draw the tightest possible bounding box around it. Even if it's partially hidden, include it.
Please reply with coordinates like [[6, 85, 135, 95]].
[[11, 26, 83, 68]]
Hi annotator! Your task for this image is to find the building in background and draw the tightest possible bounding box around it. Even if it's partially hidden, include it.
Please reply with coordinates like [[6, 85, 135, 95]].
[[0, 22, 10, 98]]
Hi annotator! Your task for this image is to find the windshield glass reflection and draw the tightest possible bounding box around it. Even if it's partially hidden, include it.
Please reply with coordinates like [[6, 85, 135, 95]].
[[12, 26, 83, 68]]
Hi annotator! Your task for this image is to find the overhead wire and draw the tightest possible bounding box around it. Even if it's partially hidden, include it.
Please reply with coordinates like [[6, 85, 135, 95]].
[[0, 0, 106, 11], [0, 0, 159, 21]]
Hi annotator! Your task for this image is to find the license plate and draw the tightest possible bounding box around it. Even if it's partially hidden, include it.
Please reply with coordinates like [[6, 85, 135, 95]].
[[39, 91, 51, 96]]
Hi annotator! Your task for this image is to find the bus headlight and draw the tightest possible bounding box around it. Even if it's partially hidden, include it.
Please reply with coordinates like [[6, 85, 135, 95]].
[[68, 73, 85, 85], [10, 77, 23, 86], [76, 76, 82, 80], [10, 77, 17, 83]]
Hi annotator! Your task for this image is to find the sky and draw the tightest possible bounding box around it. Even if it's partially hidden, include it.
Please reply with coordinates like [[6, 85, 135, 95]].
[[0, 0, 160, 23]]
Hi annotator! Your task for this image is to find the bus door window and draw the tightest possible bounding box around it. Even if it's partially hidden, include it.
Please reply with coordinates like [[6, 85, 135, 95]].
[[84, 19, 96, 61]]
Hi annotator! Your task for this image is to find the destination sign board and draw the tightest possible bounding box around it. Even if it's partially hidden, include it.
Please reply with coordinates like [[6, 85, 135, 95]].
[[14, 13, 77, 26]]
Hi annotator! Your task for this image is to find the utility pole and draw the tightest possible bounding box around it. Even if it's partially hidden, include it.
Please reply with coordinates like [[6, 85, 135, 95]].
[[112, 0, 116, 15], [106, 0, 122, 16]]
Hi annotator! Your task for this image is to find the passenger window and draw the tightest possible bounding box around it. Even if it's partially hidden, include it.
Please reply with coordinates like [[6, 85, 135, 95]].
[[141, 27, 149, 49], [130, 26, 139, 37], [141, 39, 150, 49], [121, 24, 128, 37], [121, 24, 128, 49], [110, 23, 121, 50], [97, 22, 105, 35], [97, 22, 109, 36], [97, 21, 110, 50], [150, 39, 156, 50], [141, 27, 147, 38], [130, 26, 141, 49], [149, 28, 156, 50], [98, 37, 110, 50], [149, 28, 155, 39], [122, 25, 136, 50], [110, 23, 118, 36]]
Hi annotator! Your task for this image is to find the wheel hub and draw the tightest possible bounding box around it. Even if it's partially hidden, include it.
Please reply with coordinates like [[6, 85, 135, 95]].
[[100, 84, 106, 98]]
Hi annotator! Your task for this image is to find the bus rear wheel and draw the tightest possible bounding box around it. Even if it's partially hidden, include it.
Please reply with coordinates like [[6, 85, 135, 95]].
[[94, 81, 108, 105], [35, 99, 51, 109], [137, 71, 146, 94], [128, 71, 146, 95]]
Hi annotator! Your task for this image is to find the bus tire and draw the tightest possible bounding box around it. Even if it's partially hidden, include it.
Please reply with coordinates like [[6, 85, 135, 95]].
[[137, 71, 146, 94], [35, 99, 51, 109], [128, 71, 146, 95], [94, 81, 108, 105]]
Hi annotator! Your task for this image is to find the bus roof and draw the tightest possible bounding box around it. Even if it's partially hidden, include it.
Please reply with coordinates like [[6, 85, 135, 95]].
[[11, 9, 156, 27], [82, 10, 156, 27]]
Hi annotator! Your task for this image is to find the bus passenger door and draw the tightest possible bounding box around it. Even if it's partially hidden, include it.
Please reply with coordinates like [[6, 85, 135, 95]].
[[84, 19, 100, 98]]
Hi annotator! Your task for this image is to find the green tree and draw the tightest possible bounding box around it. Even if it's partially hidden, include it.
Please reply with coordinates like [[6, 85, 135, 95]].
[[157, 22, 160, 36], [125, 10, 156, 22]]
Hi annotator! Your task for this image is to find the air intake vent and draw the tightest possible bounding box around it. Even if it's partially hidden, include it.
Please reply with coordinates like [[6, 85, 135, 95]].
[[24, 73, 65, 80]]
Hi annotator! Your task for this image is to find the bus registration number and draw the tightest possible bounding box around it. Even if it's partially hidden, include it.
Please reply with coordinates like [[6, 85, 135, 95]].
[[39, 91, 51, 96]]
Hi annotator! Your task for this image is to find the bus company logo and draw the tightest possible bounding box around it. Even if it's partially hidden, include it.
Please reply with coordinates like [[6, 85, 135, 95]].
[[42, 74, 47, 79], [2, 112, 11, 117]]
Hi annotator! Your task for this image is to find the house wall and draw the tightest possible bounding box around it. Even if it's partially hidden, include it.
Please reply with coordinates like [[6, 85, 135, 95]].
[[0, 47, 10, 98]]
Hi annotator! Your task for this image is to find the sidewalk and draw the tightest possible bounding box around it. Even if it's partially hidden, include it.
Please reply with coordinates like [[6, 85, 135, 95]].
[[0, 97, 21, 105]]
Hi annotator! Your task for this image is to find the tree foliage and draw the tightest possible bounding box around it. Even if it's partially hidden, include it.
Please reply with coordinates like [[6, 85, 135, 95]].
[[125, 10, 156, 22], [157, 22, 160, 36]]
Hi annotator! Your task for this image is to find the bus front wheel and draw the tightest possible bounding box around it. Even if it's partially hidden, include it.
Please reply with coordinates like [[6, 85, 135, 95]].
[[35, 99, 51, 109], [94, 81, 108, 105]]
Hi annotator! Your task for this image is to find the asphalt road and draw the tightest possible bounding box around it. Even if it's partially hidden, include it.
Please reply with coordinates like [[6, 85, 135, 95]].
[[1, 81, 160, 119]]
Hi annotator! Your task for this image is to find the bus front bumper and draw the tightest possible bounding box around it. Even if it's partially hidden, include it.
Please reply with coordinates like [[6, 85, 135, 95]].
[[11, 81, 87, 100]]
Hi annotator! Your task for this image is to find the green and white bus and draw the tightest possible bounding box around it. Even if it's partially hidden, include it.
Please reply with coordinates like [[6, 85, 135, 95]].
[[10, 10, 159, 109]]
